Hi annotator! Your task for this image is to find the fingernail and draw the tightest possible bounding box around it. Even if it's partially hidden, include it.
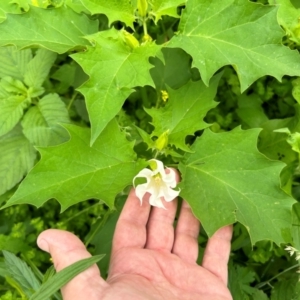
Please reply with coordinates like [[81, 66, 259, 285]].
[[37, 238, 49, 252]]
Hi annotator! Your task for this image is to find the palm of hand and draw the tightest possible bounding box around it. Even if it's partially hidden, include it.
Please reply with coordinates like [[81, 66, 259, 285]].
[[38, 189, 233, 300], [106, 247, 232, 300]]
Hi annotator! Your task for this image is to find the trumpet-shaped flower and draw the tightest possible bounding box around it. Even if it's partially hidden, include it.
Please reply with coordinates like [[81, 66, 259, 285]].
[[133, 159, 180, 209]]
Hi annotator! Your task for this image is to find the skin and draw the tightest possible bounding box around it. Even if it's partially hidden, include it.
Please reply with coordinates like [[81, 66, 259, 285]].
[[37, 183, 233, 300]]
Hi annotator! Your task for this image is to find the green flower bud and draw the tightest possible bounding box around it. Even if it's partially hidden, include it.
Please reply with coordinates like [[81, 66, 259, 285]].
[[137, 0, 148, 17], [122, 30, 139, 49], [155, 130, 169, 151]]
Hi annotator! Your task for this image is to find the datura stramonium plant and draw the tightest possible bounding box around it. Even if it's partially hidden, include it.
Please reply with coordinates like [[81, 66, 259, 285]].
[[133, 159, 180, 209]]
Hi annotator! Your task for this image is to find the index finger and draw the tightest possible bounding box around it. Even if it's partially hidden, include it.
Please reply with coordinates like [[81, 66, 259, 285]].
[[112, 188, 151, 253]]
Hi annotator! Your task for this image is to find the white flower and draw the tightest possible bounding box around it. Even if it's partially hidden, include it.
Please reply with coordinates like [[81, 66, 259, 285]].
[[285, 246, 297, 256], [133, 159, 180, 209]]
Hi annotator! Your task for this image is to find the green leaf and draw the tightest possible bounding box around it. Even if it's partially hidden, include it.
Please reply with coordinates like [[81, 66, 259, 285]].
[[228, 264, 256, 300], [78, 0, 135, 27], [3, 119, 144, 210], [271, 277, 300, 300], [236, 94, 268, 129], [24, 49, 57, 90], [1, 76, 27, 94], [0, 46, 32, 80], [0, 6, 98, 53], [150, 0, 184, 22], [258, 117, 299, 164], [292, 203, 300, 250], [3, 250, 40, 299], [0, 235, 31, 253], [269, 0, 300, 45], [0, 125, 36, 196], [145, 75, 220, 151], [150, 47, 193, 90], [0, 262, 10, 278], [72, 29, 161, 145], [30, 255, 104, 300], [0, 1, 23, 23], [179, 127, 295, 245], [0, 95, 30, 137], [22, 93, 70, 147], [167, 0, 300, 91]]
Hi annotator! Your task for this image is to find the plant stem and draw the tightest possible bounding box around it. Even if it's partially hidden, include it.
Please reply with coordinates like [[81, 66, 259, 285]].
[[255, 264, 299, 289], [62, 201, 103, 224], [84, 209, 112, 247], [67, 91, 78, 110], [143, 19, 148, 36]]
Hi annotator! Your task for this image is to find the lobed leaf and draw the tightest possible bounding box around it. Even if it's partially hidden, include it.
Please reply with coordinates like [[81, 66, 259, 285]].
[[0, 6, 98, 53], [179, 127, 295, 245], [150, 0, 185, 22], [77, 0, 135, 27], [0, 0, 24, 23], [145, 75, 220, 151], [2, 119, 144, 210], [167, 0, 300, 91], [72, 30, 161, 145]]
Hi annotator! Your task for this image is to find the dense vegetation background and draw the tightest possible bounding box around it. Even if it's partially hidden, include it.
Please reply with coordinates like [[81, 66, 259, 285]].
[[1, 0, 300, 299]]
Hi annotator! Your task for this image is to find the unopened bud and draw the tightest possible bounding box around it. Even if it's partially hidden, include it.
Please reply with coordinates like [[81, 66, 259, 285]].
[[137, 0, 148, 17], [161, 90, 169, 102], [122, 30, 139, 49], [155, 130, 169, 151]]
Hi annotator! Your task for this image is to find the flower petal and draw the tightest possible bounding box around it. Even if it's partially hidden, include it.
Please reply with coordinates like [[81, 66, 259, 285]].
[[149, 194, 166, 209], [161, 185, 180, 202], [135, 183, 148, 203]]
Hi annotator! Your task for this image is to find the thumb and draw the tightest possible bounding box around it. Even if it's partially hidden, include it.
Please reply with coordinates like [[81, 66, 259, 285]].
[[37, 229, 108, 300]]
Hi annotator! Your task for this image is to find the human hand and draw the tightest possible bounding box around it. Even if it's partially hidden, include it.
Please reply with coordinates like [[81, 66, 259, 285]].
[[37, 188, 233, 300]]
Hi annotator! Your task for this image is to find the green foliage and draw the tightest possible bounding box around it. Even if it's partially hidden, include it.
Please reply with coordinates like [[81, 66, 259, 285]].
[[72, 29, 161, 144], [0, 0, 300, 298], [179, 127, 295, 244], [0, 6, 98, 53], [30, 254, 104, 300], [3, 120, 143, 211], [3, 250, 40, 299], [167, 0, 300, 91]]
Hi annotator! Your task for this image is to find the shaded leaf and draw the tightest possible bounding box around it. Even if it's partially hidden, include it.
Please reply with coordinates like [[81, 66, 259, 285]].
[[3, 250, 40, 299], [0, 125, 36, 196], [236, 94, 268, 129], [271, 277, 300, 300], [3, 119, 144, 211], [0, 46, 32, 80], [22, 93, 70, 147], [0, 235, 31, 253], [179, 127, 295, 245], [0, 95, 30, 137], [228, 264, 256, 300], [150, 47, 193, 90], [24, 49, 57, 89], [167, 0, 300, 91]]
